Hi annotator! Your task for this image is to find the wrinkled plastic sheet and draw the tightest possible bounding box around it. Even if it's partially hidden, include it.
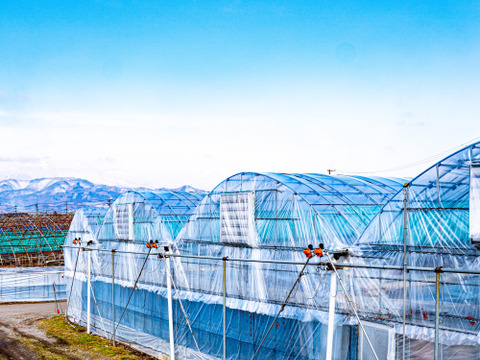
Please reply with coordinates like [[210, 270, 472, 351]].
[[470, 165, 480, 241], [0, 266, 66, 303], [64, 163, 480, 360]]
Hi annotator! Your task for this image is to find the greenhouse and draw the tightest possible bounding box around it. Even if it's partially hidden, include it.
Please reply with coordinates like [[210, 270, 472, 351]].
[[344, 142, 480, 359], [64, 208, 107, 320], [64, 174, 406, 359], [63, 190, 205, 346], [166, 172, 407, 360], [63, 142, 480, 360], [0, 212, 73, 302]]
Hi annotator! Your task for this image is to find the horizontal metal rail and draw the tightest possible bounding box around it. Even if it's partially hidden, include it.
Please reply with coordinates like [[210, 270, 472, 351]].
[[61, 245, 480, 275]]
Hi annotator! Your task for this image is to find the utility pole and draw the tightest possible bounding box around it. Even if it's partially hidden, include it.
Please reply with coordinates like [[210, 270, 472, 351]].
[[327, 169, 336, 175], [65, 201, 68, 213]]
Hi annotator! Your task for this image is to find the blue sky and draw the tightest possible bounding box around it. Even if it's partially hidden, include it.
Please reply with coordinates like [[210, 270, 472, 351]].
[[0, 0, 479, 189]]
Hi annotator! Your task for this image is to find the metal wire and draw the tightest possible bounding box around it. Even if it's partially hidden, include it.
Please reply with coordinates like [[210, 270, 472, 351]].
[[89, 262, 110, 338], [62, 246, 480, 275], [325, 252, 379, 360], [251, 256, 312, 360], [143, 257, 162, 273], [65, 245, 81, 322], [162, 255, 201, 352], [305, 267, 326, 300], [114, 247, 152, 333]]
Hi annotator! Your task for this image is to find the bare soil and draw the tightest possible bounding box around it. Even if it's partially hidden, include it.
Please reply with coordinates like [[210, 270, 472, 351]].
[[0, 302, 59, 360], [0, 302, 159, 360]]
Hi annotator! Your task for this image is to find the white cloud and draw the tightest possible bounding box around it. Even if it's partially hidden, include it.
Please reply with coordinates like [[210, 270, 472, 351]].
[[1, 77, 479, 190]]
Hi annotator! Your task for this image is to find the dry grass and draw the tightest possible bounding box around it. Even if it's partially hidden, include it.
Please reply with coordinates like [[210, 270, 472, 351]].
[[23, 315, 159, 360]]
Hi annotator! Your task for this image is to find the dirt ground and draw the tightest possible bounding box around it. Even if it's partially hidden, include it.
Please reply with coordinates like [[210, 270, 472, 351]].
[[0, 302, 159, 360], [0, 301, 62, 360]]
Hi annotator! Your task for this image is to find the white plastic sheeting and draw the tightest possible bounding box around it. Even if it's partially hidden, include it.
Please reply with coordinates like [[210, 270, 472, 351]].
[[168, 173, 406, 359], [470, 165, 480, 242], [64, 190, 206, 357], [64, 208, 106, 322], [349, 143, 480, 359], [0, 266, 66, 303], [64, 176, 400, 360], [63, 149, 480, 360]]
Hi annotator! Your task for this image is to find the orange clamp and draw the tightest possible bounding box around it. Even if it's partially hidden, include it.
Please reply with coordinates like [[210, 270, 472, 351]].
[[303, 249, 312, 258]]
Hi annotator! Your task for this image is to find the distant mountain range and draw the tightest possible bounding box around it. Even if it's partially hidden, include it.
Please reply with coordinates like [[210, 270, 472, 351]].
[[0, 177, 203, 213]]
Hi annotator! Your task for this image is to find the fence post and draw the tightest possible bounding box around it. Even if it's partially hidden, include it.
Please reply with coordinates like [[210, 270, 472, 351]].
[[402, 183, 409, 360], [166, 247, 175, 360], [434, 268, 441, 360], [87, 248, 91, 334], [223, 257, 227, 360], [326, 270, 337, 360], [112, 249, 116, 346]]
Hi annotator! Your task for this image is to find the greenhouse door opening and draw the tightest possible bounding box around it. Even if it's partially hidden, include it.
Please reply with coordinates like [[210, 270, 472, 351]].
[[358, 322, 395, 360]]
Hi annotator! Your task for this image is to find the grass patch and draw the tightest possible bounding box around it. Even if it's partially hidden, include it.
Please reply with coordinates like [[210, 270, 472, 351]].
[[19, 337, 69, 360], [35, 316, 156, 360]]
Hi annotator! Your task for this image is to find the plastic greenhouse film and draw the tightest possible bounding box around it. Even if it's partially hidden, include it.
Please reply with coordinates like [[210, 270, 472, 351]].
[[0, 267, 66, 303], [64, 191, 205, 357], [350, 143, 480, 359], [63, 145, 480, 360], [168, 172, 405, 359], [470, 165, 480, 242]]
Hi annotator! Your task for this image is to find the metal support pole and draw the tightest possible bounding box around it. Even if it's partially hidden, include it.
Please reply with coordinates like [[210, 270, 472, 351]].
[[325, 252, 379, 360], [434, 269, 441, 360], [112, 249, 116, 346], [326, 271, 337, 360], [223, 257, 227, 360], [402, 183, 409, 360], [65, 244, 81, 323], [166, 248, 175, 360], [251, 257, 312, 360], [87, 248, 92, 334]]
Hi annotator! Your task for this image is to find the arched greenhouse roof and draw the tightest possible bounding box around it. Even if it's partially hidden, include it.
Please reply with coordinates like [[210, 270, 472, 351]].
[[177, 172, 407, 249], [350, 175, 408, 191], [64, 208, 107, 247], [98, 190, 205, 245], [211, 172, 405, 205], [356, 141, 480, 254], [134, 190, 205, 217]]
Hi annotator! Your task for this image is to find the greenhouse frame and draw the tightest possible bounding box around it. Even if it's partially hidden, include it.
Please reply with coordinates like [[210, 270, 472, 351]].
[[64, 190, 206, 343], [0, 212, 73, 267], [64, 141, 480, 360], [0, 212, 73, 302]]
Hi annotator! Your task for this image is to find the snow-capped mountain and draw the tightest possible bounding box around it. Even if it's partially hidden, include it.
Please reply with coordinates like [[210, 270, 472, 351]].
[[0, 177, 204, 213]]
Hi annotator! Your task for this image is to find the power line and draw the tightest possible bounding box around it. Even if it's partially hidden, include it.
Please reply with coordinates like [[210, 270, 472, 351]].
[[338, 136, 480, 175]]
